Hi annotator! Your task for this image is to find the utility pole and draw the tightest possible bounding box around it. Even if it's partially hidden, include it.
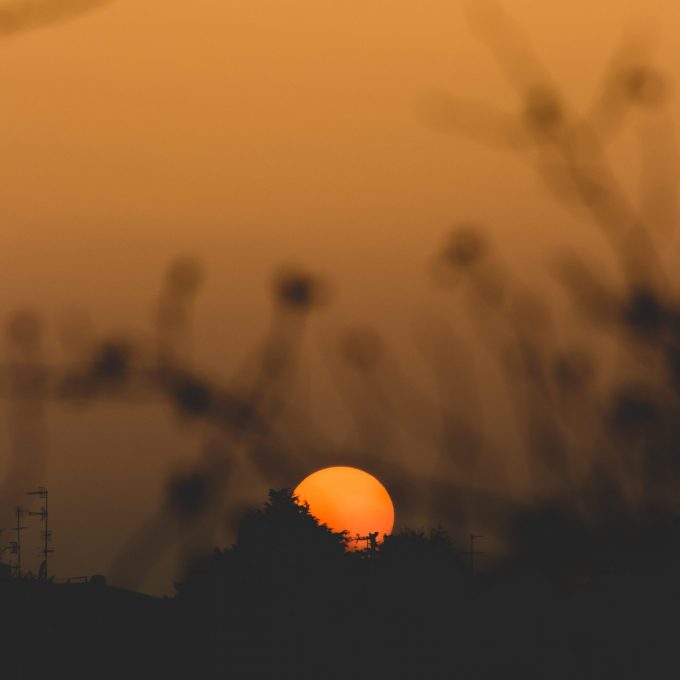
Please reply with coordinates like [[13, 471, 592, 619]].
[[13, 507, 27, 578], [27, 487, 52, 580]]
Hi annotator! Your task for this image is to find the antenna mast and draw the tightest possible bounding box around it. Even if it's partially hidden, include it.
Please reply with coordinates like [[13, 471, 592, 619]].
[[12, 507, 27, 578], [463, 534, 485, 577], [352, 532, 380, 556], [27, 487, 53, 580]]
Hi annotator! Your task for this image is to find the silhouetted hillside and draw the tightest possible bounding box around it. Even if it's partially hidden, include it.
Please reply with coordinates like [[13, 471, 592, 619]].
[[171, 489, 679, 679], [2, 488, 679, 678], [1, 577, 177, 680]]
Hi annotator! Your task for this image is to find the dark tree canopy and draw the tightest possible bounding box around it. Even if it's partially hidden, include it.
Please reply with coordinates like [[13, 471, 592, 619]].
[[235, 488, 349, 566]]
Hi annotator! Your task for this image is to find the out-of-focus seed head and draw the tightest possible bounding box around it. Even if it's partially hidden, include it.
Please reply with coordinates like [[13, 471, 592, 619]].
[[90, 341, 134, 385], [5, 309, 43, 351], [172, 376, 214, 417], [166, 256, 205, 297], [523, 87, 565, 139], [273, 267, 330, 311], [443, 225, 487, 269], [342, 328, 384, 373], [166, 471, 209, 520], [621, 65, 669, 107], [622, 287, 668, 338]]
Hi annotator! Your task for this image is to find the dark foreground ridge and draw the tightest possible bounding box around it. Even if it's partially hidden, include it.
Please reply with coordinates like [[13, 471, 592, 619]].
[[3, 489, 679, 680]]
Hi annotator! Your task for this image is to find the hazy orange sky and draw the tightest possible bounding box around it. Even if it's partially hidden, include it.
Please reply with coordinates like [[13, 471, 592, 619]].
[[1, 0, 679, 593]]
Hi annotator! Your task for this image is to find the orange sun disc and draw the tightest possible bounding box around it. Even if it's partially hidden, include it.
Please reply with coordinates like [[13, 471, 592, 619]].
[[294, 466, 395, 548]]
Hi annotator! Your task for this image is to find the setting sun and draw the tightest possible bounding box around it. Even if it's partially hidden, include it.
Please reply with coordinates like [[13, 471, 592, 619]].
[[294, 467, 395, 547]]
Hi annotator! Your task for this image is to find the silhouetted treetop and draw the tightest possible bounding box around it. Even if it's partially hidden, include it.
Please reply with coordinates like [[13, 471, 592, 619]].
[[235, 488, 348, 565], [380, 527, 457, 563]]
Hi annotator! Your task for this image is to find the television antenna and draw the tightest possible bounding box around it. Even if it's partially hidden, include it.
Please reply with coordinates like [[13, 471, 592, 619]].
[[12, 507, 27, 578], [26, 487, 53, 580], [352, 532, 379, 555], [461, 534, 485, 577]]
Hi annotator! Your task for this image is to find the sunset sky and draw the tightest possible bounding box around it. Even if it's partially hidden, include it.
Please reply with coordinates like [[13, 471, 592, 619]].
[[1, 0, 679, 593]]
